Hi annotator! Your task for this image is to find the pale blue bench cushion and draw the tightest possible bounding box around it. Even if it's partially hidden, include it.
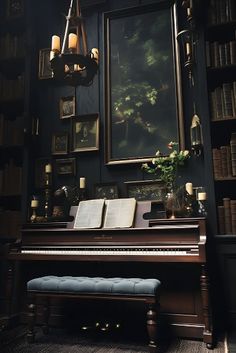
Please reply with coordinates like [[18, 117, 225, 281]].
[[27, 276, 161, 296]]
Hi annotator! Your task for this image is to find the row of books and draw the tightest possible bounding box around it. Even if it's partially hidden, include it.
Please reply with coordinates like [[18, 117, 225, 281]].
[[0, 210, 21, 239], [0, 114, 24, 146], [206, 40, 236, 68], [0, 33, 25, 60], [207, 0, 236, 25], [218, 198, 236, 235], [0, 160, 22, 196], [212, 137, 236, 178], [210, 82, 236, 120], [0, 73, 24, 102]]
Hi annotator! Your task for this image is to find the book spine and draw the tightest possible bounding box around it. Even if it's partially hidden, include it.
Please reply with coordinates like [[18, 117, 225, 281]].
[[223, 197, 232, 234], [230, 200, 236, 234], [218, 205, 225, 234]]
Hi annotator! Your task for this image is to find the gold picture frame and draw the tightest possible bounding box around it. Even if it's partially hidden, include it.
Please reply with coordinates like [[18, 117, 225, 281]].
[[38, 48, 53, 80], [52, 132, 68, 155], [55, 158, 76, 176], [60, 96, 76, 119], [71, 113, 99, 152]]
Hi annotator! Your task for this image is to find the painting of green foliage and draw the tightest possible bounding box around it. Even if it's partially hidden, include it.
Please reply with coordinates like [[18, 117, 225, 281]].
[[104, 3, 184, 164]]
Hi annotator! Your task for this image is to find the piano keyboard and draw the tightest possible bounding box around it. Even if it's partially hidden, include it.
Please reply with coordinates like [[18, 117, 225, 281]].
[[21, 245, 199, 256]]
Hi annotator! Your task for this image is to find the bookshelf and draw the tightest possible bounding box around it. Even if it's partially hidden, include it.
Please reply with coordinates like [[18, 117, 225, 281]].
[[206, 1, 236, 236]]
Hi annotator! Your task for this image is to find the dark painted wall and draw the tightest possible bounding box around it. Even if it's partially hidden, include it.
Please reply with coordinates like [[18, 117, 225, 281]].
[[27, 0, 215, 231]]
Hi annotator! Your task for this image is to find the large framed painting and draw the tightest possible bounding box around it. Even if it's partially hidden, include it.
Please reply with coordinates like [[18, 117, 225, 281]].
[[104, 2, 184, 165]]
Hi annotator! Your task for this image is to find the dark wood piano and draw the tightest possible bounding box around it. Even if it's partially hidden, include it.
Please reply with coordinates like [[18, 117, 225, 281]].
[[7, 203, 214, 348]]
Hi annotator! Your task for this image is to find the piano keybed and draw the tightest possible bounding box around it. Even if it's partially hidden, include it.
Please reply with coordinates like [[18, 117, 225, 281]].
[[21, 245, 199, 256]]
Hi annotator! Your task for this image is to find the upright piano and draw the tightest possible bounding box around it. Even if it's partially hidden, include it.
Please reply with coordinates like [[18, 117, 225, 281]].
[[8, 203, 213, 347]]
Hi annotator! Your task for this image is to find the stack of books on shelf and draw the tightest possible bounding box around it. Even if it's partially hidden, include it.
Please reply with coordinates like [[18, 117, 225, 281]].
[[0, 73, 24, 101], [0, 33, 25, 60], [0, 159, 22, 196], [218, 197, 236, 235], [207, 0, 236, 25], [0, 114, 24, 146], [206, 38, 236, 69], [210, 82, 236, 120], [212, 140, 236, 178]]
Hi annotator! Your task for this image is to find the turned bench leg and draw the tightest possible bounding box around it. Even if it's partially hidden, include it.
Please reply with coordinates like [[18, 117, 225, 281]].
[[27, 294, 36, 343], [147, 302, 159, 353]]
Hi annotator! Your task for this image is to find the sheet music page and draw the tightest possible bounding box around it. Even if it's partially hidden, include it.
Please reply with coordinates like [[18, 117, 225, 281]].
[[73, 199, 105, 229], [103, 198, 136, 228]]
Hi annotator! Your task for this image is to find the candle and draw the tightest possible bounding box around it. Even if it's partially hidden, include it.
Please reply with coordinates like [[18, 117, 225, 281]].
[[68, 33, 78, 50], [45, 164, 52, 173], [186, 42, 191, 56], [51, 35, 60, 52], [185, 182, 193, 195], [80, 177, 86, 189], [31, 199, 39, 208], [198, 192, 206, 201], [91, 48, 99, 63]]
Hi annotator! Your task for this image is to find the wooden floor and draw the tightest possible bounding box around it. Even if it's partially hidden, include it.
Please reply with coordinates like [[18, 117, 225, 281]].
[[0, 325, 228, 353]]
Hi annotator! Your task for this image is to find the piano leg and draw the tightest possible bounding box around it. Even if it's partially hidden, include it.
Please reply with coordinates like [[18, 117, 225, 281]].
[[147, 302, 159, 353], [200, 264, 214, 349], [27, 294, 36, 343]]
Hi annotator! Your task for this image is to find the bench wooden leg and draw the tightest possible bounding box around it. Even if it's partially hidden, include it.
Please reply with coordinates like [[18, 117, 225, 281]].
[[27, 294, 36, 343], [42, 296, 50, 334], [147, 303, 159, 353]]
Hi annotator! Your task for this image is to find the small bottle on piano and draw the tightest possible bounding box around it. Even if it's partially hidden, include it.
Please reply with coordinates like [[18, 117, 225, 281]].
[[184, 182, 194, 217], [79, 177, 87, 201]]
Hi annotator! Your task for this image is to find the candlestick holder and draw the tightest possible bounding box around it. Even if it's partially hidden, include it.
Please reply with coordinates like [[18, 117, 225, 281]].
[[44, 171, 52, 221], [30, 206, 37, 223]]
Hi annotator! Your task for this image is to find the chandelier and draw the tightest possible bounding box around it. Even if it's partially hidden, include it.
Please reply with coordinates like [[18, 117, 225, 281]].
[[50, 0, 99, 87]]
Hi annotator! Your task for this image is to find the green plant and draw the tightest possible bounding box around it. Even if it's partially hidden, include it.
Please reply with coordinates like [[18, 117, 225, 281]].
[[141, 141, 190, 189]]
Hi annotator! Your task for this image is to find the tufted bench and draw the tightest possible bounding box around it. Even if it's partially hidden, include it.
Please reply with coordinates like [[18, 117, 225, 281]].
[[27, 275, 161, 353]]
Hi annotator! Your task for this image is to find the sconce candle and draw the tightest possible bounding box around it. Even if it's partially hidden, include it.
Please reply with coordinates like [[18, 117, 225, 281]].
[[68, 33, 78, 50], [51, 35, 60, 52], [198, 192, 206, 201]]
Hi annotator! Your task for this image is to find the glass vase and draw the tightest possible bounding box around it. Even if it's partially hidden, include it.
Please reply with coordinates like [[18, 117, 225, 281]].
[[164, 186, 183, 219]]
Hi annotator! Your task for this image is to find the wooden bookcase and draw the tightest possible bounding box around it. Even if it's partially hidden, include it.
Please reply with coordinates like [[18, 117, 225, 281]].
[[0, 0, 32, 328], [205, 0, 236, 236], [205, 0, 236, 327]]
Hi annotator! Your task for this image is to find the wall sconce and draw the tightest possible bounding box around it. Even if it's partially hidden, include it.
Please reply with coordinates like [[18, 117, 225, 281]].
[[181, 0, 193, 25], [50, 0, 99, 87], [190, 113, 203, 156], [177, 29, 194, 85]]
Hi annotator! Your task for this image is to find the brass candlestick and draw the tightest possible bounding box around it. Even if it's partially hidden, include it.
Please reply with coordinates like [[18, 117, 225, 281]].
[[30, 198, 39, 223], [44, 164, 52, 221]]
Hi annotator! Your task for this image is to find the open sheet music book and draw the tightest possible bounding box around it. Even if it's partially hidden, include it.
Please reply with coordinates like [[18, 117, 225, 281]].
[[73, 199, 105, 229], [73, 198, 136, 229], [103, 198, 136, 228]]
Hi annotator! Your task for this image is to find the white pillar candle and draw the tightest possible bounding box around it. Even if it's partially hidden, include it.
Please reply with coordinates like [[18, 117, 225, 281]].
[[186, 42, 191, 56], [198, 192, 206, 201], [31, 199, 39, 208], [80, 177, 86, 189], [185, 182, 193, 195], [45, 164, 52, 173], [51, 35, 60, 52], [68, 33, 78, 50]]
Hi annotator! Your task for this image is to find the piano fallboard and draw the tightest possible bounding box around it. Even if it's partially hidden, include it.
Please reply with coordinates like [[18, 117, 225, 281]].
[[9, 218, 206, 263]]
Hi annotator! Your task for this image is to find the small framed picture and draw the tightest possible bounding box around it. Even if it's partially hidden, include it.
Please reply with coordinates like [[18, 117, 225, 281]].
[[55, 158, 76, 176], [60, 96, 75, 119], [38, 48, 53, 80], [71, 113, 99, 152], [124, 179, 166, 201], [52, 132, 68, 155], [94, 183, 119, 199], [6, 0, 24, 18]]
